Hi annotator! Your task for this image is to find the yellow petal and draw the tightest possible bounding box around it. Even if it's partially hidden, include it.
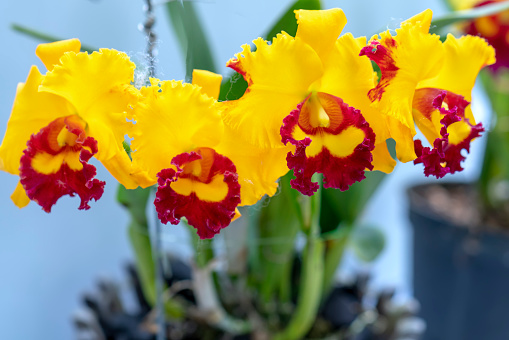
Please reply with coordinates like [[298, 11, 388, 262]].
[[215, 124, 291, 206], [84, 83, 140, 161], [101, 150, 142, 190], [11, 181, 30, 209], [224, 33, 323, 147], [319, 33, 391, 143], [40, 49, 136, 117], [0, 66, 72, 175], [371, 142, 396, 173], [295, 8, 347, 59], [35, 38, 81, 71], [417, 34, 495, 104], [131, 80, 223, 183], [366, 9, 444, 131], [192, 69, 223, 100]]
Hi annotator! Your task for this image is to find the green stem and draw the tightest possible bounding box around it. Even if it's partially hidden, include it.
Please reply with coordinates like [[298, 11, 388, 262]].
[[273, 176, 324, 340], [321, 227, 351, 294], [273, 238, 324, 340], [118, 186, 183, 318], [186, 223, 251, 334]]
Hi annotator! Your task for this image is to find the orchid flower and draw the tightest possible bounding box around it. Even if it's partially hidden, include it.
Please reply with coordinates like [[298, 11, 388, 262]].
[[222, 9, 396, 196], [130, 70, 287, 238], [0, 39, 140, 212], [360, 9, 495, 178]]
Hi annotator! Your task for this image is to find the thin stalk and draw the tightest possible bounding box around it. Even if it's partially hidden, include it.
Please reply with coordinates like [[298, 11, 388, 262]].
[[143, 2, 164, 339], [143, 0, 157, 78]]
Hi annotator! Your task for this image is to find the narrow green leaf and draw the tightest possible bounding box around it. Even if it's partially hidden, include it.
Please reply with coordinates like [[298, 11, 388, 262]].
[[349, 226, 385, 262], [429, 1, 509, 34], [273, 238, 324, 340], [256, 173, 301, 303], [166, 1, 216, 81], [11, 23, 96, 53]]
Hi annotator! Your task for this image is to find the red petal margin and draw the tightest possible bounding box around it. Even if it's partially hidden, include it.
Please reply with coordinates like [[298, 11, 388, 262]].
[[359, 39, 399, 102], [19, 116, 105, 213], [154, 148, 241, 239], [281, 94, 375, 196], [413, 90, 484, 178]]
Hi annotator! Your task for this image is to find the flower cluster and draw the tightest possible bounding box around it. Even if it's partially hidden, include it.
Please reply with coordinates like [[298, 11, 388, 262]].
[[0, 8, 495, 238]]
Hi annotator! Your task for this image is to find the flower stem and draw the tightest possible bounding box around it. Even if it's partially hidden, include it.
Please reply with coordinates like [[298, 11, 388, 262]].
[[273, 175, 324, 340], [186, 223, 252, 335]]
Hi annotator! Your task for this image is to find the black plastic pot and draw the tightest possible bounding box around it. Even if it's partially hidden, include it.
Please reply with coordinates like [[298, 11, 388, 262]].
[[409, 183, 509, 340]]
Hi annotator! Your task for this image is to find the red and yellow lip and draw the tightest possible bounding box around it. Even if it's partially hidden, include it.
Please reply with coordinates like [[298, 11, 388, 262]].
[[19, 115, 105, 212], [281, 92, 375, 195], [154, 147, 241, 239]]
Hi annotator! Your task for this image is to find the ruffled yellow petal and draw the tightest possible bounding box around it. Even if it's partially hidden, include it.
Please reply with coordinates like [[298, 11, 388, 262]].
[[215, 124, 291, 206], [35, 39, 81, 71], [417, 34, 495, 104], [11, 181, 30, 208], [192, 69, 223, 100], [295, 8, 347, 59], [39, 49, 136, 117], [0, 66, 72, 175], [84, 83, 139, 161], [224, 33, 323, 147], [131, 79, 223, 185], [366, 9, 444, 131]]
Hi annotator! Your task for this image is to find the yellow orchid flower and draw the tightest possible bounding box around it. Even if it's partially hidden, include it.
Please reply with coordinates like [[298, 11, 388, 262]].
[[222, 9, 395, 196], [0, 39, 140, 212], [131, 69, 287, 238], [360, 9, 495, 177]]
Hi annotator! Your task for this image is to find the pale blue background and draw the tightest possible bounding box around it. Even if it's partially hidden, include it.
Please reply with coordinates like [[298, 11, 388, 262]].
[[0, 0, 487, 339]]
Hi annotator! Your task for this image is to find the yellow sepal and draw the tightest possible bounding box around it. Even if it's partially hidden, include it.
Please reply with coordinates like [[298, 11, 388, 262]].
[[11, 181, 30, 209], [35, 38, 81, 71], [192, 69, 223, 100]]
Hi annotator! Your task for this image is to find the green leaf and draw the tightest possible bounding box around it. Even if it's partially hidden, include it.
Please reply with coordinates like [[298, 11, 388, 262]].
[[348, 226, 385, 262], [11, 23, 96, 53], [219, 0, 322, 101], [320, 170, 386, 233], [255, 173, 301, 303], [117, 185, 184, 318], [429, 1, 509, 34], [166, 1, 216, 81]]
